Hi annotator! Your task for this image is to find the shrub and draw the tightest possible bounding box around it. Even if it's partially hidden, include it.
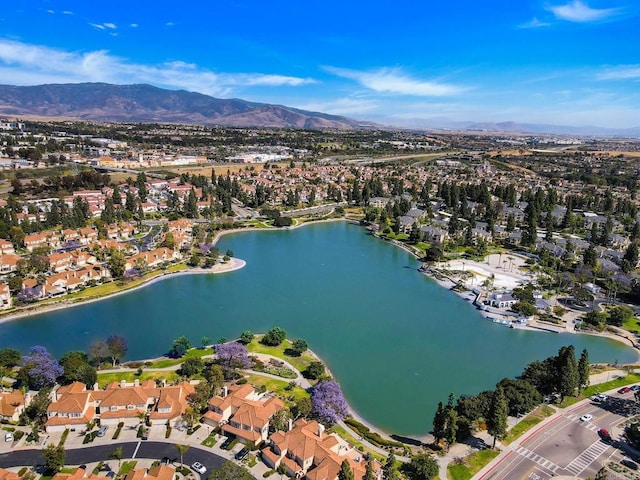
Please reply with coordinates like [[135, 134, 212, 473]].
[[113, 422, 124, 440]]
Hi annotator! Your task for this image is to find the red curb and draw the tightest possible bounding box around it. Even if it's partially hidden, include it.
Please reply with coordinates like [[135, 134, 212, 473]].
[[519, 414, 562, 444], [477, 450, 513, 480]]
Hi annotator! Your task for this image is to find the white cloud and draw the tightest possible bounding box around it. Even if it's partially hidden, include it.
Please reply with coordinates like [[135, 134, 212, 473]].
[[103, 23, 117, 30], [165, 22, 175, 27], [293, 98, 379, 116], [0, 40, 315, 97], [596, 65, 640, 80], [130, 23, 138, 28], [519, 17, 551, 28], [89, 23, 106, 31], [47, 10, 55, 14], [325, 66, 465, 96], [63, 11, 74, 15], [547, 1, 620, 22]]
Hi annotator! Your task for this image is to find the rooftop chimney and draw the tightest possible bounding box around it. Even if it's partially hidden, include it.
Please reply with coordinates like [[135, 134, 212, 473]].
[[223, 385, 229, 398], [318, 424, 325, 438]]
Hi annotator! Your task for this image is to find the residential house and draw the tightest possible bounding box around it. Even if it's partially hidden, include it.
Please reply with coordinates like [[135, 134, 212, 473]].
[[397, 216, 415, 234], [262, 419, 370, 480], [123, 465, 175, 480], [0, 468, 20, 480], [46, 382, 95, 432], [0, 239, 15, 255], [24, 231, 60, 252], [0, 254, 21, 273], [0, 390, 26, 422], [203, 384, 284, 444], [488, 291, 518, 309], [0, 283, 11, 309], [124, 248, 181, 271], [52, 467, 110, 480], [48, 252, 73, 273], [420, 226, 447, 245]]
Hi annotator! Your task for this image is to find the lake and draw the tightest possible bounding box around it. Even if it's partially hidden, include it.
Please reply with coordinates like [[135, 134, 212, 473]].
[[0, 221, 636, 435]]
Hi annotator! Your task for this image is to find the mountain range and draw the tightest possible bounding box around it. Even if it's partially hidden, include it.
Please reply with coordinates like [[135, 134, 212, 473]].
[[0, 83, 638, 137], [0, 83, 371, 130]]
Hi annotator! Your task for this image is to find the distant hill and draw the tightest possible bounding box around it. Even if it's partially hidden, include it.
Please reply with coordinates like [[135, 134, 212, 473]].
[[383, 117, 640, 138], [0, 83, 371, 129]]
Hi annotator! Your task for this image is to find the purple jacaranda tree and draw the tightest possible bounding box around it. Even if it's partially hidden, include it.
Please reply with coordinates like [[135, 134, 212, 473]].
[[214, 342, 252, 375], [311, 380, 349, 425], [23, 346, 63, 389]]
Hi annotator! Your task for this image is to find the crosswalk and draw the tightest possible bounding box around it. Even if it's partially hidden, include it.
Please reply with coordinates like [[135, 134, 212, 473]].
[[511, 412, 613, 478], [565, 413, 602, 433], [564, 440, 611, 476], [512, 445, 562, 475]]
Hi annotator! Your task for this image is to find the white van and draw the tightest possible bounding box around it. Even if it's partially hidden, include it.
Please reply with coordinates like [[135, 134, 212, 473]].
[[4, 432, 13, 442]]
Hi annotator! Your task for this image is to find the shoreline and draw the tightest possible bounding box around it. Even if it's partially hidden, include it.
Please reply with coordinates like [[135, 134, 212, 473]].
[[0, 215, 351, 325], [0, 258, 246, 325]]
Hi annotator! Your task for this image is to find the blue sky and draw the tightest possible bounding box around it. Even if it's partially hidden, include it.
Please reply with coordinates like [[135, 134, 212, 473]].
[[0, 0, 638, 128]]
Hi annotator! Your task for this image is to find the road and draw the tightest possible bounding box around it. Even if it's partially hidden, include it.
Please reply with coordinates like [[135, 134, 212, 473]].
[[0, 441, 232, 476], [480, 389, 640, 480]]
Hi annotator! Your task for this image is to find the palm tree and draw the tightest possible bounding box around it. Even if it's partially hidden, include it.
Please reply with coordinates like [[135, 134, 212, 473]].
[[176, 444, 190, 467]]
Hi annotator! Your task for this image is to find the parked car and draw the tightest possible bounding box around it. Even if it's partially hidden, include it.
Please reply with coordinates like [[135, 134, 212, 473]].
[[97, 425, 108, 437], [598, 428, 612, 442], [191, 462, 207, 475], [621, 459, 639, 470], [592, 394, 608, 403], [619, 387, 632, 394], [4, 433, 13, 442], [580, 414, 594, 422], [630, 385, 640, 391], [235, 447, 249, 461], [220, 437, 235, 450]]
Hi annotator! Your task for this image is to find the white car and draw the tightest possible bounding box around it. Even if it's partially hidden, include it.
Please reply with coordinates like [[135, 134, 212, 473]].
[[592, 394, 608, 402], [580, 414, 594, 422], [191, 462, 207, 475]]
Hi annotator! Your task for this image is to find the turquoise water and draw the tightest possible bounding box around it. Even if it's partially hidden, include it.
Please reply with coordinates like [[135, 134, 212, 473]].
[[0, 222, 636, 435]]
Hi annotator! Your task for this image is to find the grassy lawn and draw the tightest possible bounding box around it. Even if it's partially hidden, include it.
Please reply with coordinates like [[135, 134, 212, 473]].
[[118, 461, 137, 476], [623, 316, 640, 333], [447, 449, 500, 480], [145, 347, 213, 368], [246, 338, 316, 372], [201, 434, 217, 447], [559, 372, 640, 407], [244, 374, 309, 402], [503, 405, 555, 445], [97, 370, 178, 388]]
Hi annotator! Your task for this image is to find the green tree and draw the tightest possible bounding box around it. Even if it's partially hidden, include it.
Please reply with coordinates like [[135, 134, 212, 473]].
[[110, 446, 123, 468], [363, 459, 375, 480], [578, 349, 590, 391], [432, 401, 446, 445], [179, 357, 204, 377], [290, 339, 308, 356], [607, 305, 634, 327], [304, 361, 325, 380], [402, 453, 438, 480], [557, 345, 578, 400], [176, 443, 189, 466], [338, 460, 354, 480], [208, 461, 253, 480], [169, 336, 192, 358], [239, 330, 254, 345], [261, 326, 287, 346], [108, 249, 126, 279], [487, 386, 508, 448], [382, 452, 400, 480], [42, 443, 65, 474]]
